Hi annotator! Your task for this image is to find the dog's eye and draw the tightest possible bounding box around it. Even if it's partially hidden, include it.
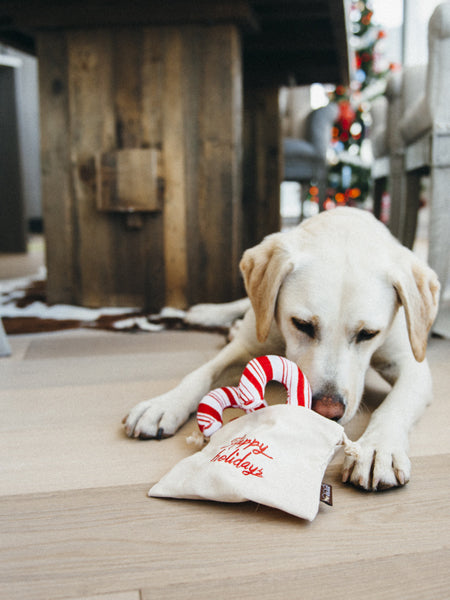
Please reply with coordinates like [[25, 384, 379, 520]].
[[292, 317, 316, 339], [356, 329, 379, 343]]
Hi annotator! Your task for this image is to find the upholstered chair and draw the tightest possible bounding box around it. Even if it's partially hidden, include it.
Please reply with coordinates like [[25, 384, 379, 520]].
[[398, 2, 450, 337]]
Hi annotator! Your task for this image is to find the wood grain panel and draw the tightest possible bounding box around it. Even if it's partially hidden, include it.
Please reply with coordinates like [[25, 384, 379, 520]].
[[160, 27, 189, 308], [109, 28, 165, 310], [96, 149, 163, 213], [160, 24, 243, 307], [183, 25, 243, 305], [195, 25, 243, 303], [39, 28, 166, 309], [39, 23, 243, 309], [68, 29, 117, 306], [37, 32, 77, 304], [113, 28, 144, 149]]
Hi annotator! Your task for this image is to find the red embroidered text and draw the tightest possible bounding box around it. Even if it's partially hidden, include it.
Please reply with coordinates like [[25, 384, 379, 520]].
[[210, 435, 273, 478]]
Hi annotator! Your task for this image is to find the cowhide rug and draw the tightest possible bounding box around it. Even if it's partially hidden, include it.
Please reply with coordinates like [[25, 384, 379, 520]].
[[0, 272, 228, 336]]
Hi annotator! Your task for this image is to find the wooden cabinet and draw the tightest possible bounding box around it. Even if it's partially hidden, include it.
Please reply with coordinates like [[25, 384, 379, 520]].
[[1, 1, 349, 310], [39, 26, 243, 310]]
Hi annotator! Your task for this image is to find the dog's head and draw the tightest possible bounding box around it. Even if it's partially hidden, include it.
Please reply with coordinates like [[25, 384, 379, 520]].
[[240, 208, 440, 424]]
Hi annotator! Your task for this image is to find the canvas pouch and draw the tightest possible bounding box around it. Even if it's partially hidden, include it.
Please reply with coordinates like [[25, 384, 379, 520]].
[[149, 404, 359, 521]]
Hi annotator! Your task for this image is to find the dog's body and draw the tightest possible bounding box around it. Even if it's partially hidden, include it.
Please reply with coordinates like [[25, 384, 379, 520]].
[[124, 208, 440, 490]]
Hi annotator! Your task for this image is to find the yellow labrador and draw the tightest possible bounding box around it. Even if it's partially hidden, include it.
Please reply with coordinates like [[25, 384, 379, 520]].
[[124, 207, 440, 491]]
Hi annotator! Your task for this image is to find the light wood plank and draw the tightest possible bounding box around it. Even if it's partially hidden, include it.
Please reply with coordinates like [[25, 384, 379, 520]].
[[0, 455, 448, 600], [1, 331, 450, 498], [143, 549, 450, 600], [69, 592, 141, 600], [2, 250, 449, 600]]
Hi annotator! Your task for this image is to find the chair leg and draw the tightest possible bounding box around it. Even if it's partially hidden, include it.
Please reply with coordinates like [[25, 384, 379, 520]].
[[388, 153, 407, 241], [373, 176, 387, 221], [402, 170, 421, 249], [317, 170, 327, 212], [0, 318, 11, 357]]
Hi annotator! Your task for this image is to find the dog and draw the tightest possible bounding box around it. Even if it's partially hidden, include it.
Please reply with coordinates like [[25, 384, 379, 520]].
[[124, 207, 440, 491]]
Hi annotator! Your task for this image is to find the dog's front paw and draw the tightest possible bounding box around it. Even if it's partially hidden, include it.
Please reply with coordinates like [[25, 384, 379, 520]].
[[123, 395, 190, 440], [342, 435, 411, 491]]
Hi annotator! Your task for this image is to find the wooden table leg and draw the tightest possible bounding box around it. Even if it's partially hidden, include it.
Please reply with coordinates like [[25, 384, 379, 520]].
[[243, 85, 282, 251]]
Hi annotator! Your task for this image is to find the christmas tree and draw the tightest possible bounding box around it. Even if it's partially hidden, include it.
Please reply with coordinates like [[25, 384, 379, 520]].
[[307, 0, 394, 210]]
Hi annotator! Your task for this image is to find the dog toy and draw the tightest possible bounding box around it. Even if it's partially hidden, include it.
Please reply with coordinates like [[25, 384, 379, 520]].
[[197, 386, 242, 437], [153, 354, 358, 520], [197, 355, 312, 437]]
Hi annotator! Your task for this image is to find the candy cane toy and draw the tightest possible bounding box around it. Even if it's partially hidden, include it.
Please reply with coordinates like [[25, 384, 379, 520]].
[[197, 386, 242, 437], [196, 355, 312, 437], [237, 355, 312, 411]]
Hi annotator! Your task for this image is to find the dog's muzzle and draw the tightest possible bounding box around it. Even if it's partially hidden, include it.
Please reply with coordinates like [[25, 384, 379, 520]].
[[311, 393, 345, 421]]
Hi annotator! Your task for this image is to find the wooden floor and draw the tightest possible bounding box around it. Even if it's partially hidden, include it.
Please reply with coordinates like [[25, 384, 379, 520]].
[[1, 224, 450, 600], [0, 322, 449, 600]]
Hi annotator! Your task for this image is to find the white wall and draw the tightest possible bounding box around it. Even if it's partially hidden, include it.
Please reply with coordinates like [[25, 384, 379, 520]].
[[403, 0, 443, 66], [372, 0, 404, 65]]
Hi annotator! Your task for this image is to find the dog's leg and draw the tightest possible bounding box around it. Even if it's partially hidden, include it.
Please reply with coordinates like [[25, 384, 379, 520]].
[[123, 338, 253, 439], [184, 298, 251, 328], [342, 327, 433, 490]]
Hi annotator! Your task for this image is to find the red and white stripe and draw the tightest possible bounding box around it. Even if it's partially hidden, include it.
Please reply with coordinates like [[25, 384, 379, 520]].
[[197, 386, 241, 437], [196, 355, 312, 437], [237, 355, 312, 411]]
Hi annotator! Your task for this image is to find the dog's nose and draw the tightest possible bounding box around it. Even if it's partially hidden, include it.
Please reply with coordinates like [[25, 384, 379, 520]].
[[311, 394, 345, 421]]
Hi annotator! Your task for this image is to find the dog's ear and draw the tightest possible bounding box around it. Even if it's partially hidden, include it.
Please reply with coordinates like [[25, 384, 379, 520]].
[[240, 233, 295, 342], [392, 251, 440, 362]]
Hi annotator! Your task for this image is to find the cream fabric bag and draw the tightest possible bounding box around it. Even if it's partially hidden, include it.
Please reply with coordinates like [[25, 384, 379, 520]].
[[149, 405, 359, 521]]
